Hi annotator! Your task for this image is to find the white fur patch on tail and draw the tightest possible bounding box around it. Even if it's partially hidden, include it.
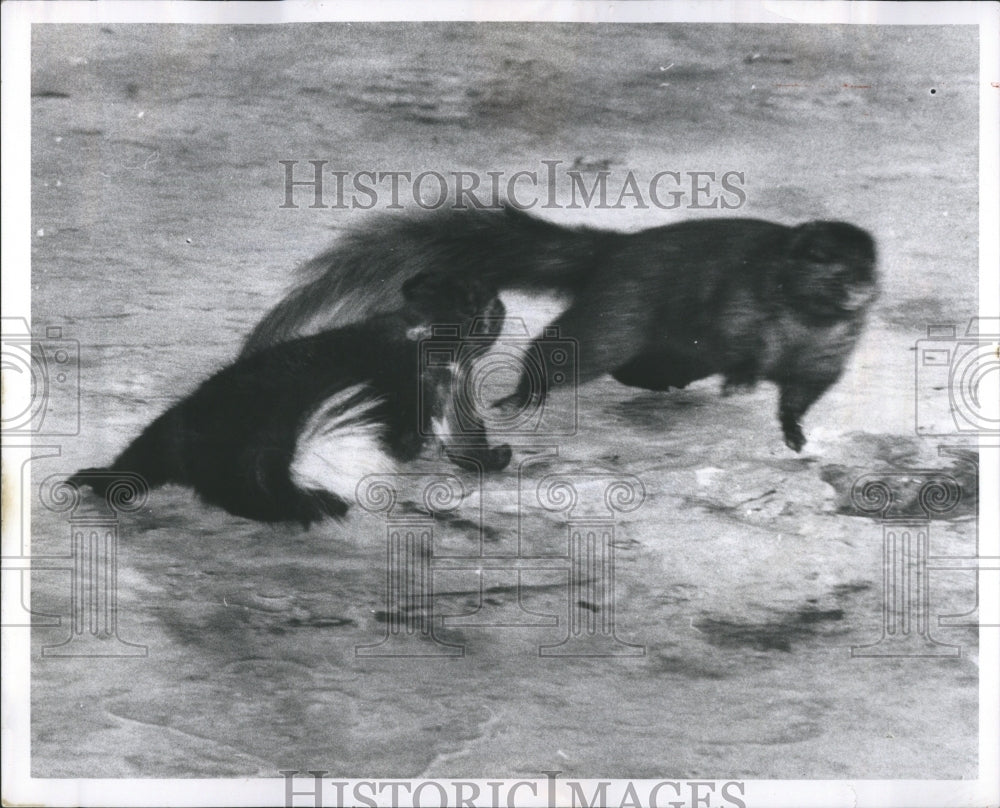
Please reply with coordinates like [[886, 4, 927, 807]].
[[290, 384, 397, 502]]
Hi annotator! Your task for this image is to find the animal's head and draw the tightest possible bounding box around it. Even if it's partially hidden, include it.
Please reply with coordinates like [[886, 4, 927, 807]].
[[781, 221, 879, 320], [402, 272, 505, 337]]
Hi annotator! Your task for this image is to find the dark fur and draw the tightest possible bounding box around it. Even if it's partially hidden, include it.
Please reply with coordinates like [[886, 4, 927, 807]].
[[243, 208, 878, 451], [69, 274, 510, 525], [240, 207, 605, 356], [515, 218, 879, 450]]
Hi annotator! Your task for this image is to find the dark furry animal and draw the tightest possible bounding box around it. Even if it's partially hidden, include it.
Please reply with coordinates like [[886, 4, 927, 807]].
[[242, 208, 877, 451], [69, 273, 511, 525], [509, 218, 879, 451]]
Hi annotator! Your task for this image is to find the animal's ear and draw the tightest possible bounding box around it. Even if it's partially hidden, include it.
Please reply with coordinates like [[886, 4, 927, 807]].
[[787, 221, 831, 262], [788, 221, 877, 267], [773, 223, 828, 301]]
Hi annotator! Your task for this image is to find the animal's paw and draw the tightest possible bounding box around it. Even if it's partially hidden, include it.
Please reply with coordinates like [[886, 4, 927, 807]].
[[485, 443, 513, 472], [783, 425, 806, 453]]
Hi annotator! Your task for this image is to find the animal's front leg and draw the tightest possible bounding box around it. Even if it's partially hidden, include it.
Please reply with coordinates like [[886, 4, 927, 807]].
[[777, 375, 836, 452]]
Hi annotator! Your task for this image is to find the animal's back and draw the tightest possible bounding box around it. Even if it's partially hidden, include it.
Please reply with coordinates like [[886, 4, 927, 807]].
[[561, 218, 790, 364]]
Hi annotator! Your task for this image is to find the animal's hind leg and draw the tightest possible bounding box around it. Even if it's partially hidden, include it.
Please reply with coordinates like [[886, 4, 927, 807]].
[[720, 360, 760, 396]]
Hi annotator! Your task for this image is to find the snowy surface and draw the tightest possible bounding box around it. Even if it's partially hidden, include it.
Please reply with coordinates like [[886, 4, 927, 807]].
[[28, 23, 980, 779]]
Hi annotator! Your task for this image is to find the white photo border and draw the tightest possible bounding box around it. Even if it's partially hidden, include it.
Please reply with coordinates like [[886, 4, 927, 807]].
[[2, 2, 997, 807]]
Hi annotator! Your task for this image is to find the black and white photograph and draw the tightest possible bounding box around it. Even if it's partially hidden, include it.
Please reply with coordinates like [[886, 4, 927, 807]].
[[2, 2, 998, 806]]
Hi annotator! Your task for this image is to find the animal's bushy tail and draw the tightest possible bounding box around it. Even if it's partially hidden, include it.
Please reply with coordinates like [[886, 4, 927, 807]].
[[67, 408, 178, 501], [239, 249, 363, 358], [240, 206, 602, 358], [240, 218, 440, 357]]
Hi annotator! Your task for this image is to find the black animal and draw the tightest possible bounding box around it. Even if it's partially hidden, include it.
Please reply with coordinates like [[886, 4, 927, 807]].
[[69, 273, 511, 524], [242, 207, 878, 451], [504, 217, 879, 451]]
